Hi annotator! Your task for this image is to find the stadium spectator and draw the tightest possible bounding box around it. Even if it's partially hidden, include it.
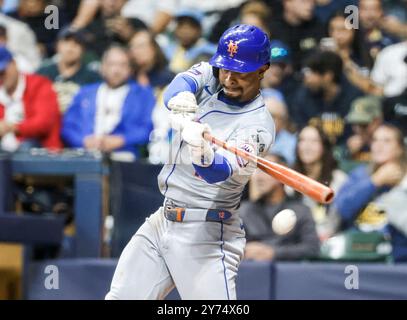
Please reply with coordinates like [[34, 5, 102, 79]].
[[209, 0, 274, 43], [71, 0, 100, 29], [8, 0, 60, 58], [326, 11, 372, 68], [336, 96, 383, 172], [262, 88, 297, 166], [129, 29, 175, 90], [261, 40, 300, 113], [0, 0, 41, 72], [62, 46, 155, 158], [37, 26, 101, 113], [292, 125, 347, 240], [240, 153, 320, 261], [239, 1, 271, 36], [120, 0, 176, 35], [382, 88, 407, 138], [333, 124, 407, 262], [314, 0, 357, 24], [269, 0, 325, 71], [82, 0, 147, 59], [380, 0, 407, 40], [0, 46, 62, 152], [122, 0, 248, 35], [325, 11, 376, 95], [0, 24, 34, 73], [291, 50, 362, 144], [370, 40, 407, 98], [160, 9, 216, 74], [359, 0, 400, 61]]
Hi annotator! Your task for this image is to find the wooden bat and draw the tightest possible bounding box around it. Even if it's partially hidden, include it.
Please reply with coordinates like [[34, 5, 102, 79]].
[[203, 132, 335, 204]]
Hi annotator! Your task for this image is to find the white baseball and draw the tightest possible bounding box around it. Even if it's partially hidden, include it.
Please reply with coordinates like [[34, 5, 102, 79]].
[[272, 209, 297, 235]]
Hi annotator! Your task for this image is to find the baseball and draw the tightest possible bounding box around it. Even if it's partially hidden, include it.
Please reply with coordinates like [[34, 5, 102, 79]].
[[272, 209, 297, 235]]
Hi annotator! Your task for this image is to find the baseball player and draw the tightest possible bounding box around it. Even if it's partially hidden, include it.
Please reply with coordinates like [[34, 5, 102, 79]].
[[106, 24, 275, 300]]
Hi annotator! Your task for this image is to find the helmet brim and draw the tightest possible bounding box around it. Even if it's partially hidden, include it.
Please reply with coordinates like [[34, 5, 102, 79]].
[[209, 53, 264, 73]]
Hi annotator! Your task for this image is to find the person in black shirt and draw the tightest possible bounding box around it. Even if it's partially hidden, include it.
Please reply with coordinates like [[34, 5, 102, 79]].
[[269, 0, 325, 71], [291, 50, 362, 144], [37, 26, 101, 113], [82, 0, 147, 59]]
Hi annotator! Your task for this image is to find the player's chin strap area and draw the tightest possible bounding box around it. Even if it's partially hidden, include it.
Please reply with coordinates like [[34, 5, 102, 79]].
[[163, 200, 232, 223]]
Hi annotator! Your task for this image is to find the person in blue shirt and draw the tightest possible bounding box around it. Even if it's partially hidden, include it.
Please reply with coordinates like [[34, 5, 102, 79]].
[[333, 124, 407, 262], [62, 45, 155, 158]]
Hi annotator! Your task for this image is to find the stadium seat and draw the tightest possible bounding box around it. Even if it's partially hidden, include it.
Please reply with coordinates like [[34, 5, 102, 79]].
[[319, 230, 392, 262]]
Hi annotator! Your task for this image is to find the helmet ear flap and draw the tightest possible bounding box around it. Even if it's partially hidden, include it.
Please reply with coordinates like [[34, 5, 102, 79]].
[[212, 67, 219, 79]]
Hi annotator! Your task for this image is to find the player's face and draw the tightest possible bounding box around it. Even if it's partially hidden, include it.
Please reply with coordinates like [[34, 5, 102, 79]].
[[219, 66, 268, 102]]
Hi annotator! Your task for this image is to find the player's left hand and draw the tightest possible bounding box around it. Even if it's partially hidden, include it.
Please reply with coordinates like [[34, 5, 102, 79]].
[[182, 121, 214, 167]]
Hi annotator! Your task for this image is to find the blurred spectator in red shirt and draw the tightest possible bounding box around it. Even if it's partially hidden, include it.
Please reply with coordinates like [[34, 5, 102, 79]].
[[0, 46, 62, 152]]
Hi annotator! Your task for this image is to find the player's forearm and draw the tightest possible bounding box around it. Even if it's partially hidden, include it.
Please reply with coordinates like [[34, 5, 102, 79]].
[[193, 153, 233, 184], [163, 75, 197, 109]]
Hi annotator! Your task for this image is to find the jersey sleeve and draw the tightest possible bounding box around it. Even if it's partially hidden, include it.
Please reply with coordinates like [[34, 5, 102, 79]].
[[215, 125, 275, 182], [178, 62, 214, 94], [163, 62, 214, 109]]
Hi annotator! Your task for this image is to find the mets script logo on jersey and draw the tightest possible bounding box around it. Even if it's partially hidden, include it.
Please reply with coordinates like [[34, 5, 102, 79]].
[[227, 40, 238, 57], [236, 143, 254, 168]]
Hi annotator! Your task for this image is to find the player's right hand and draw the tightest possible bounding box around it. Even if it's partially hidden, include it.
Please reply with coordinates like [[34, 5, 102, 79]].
[[167, 91, 198, 114]]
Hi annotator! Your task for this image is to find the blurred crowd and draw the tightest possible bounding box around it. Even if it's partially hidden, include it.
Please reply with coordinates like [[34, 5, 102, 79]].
[[0, 0, 407, 263]]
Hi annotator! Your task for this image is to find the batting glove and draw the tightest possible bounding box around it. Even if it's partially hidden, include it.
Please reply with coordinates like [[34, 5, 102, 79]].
[[169, 112, 194, 132], [168, 91, 198, 115], [182, 121, 214, 167]]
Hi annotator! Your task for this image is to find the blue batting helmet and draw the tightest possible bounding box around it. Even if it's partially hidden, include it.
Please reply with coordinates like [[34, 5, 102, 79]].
[[209, 24, 270, 73]]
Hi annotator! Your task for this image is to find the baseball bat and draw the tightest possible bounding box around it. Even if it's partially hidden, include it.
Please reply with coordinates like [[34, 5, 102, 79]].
[[203, 132, 335, 204]]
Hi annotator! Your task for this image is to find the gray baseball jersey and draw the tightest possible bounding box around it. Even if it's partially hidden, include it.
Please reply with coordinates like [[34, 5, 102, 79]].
[[106, 62, 275, 300], [158, 62, 275, 211]]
